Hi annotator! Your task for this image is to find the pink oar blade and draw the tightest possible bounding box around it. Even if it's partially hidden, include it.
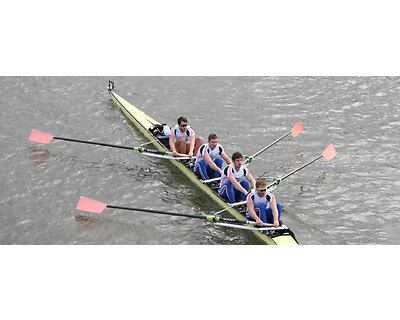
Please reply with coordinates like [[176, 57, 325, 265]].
[[76, 196, 107, 214], [291, 121, 304, 138], [322, 144, 337, 161], [28, 129, 54, 144]]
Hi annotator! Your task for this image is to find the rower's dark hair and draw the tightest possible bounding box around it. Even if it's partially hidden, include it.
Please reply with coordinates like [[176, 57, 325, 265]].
[[231, 152, 243, 161], [208, 133, 218, 141], [256, 179, 268, 188], [177, 116, 188, 125]]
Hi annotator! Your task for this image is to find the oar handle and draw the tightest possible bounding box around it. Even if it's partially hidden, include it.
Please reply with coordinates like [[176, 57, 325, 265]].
[[54, 137, 135, 151]]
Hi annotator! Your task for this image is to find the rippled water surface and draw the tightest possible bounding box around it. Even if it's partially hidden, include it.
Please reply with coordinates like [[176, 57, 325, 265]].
[[1, 76, 399, 244]]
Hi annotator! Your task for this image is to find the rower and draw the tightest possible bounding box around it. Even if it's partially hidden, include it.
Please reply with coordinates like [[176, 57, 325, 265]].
[[193, 133, 232, 180], [246, 179, 282, 228], [218, 152, 256, 204], [169, 116, 204, 158]]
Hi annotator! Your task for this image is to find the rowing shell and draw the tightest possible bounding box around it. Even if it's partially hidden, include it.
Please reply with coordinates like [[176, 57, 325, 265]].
[[108, 83, 298, 245]]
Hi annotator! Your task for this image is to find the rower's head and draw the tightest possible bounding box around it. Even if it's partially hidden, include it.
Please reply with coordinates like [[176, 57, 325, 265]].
[[231, 152, 244, 167], [177, 116, 188, 130], [208, 133, 218, 148], [256, 179, 268, 196]]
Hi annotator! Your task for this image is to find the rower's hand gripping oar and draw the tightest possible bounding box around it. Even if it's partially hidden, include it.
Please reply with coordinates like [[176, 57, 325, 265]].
[[211, 184, 278, 216], [28, 128, 190, 160], [212, 144, 337, 216], [75, 196, 277, 228], [201, 120, 304, 184]]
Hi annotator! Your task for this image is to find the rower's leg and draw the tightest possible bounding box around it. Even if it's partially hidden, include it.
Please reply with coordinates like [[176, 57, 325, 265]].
[[246, 205, 267, 222], [206, 165, 213, 179], [253, 204, 267, 222], [238, 180, 250, 201], [175, 138, 187, 154], [194, 159, 209, 180], [193, 137, 205, 155], [218, 181, 236, 203], [185, 142, 191, 154], [211, 158, 223, 178], [277, 202, 283, 225], [265, 202, 283, 224]]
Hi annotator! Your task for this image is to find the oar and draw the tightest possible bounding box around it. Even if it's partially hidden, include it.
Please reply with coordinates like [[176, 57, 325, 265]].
[[201, 120, 304, 184], [268, 143, 337, 188], [244, 120, 304, 164], [213, 222, 289, 232], [212, 144, 337, 216], [28, 128, 190, 160], [75, 196, 275, 228]]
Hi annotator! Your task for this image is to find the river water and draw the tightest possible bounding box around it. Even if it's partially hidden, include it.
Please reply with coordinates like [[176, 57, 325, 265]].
[[1, 76, 399, 244]]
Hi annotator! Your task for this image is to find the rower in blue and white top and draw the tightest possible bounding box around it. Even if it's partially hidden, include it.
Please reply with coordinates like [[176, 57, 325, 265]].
[[246, 179, 282, 228], [218, 151, 256, 204], [169, 116, 204, 158], [194, 133, 232, 180]]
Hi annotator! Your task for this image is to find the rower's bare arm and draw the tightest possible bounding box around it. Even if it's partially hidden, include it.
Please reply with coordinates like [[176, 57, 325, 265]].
[[222, 151, 232, 165], [271, 197, 280, 227], [247, 202, 263, 225], [169, 134, 176, 153], [247, 172, 256, 189], [205, 153, 222, 174], [228, 175, 247, 195], [204, 152, 212, 165], [189, 133, 195, 152]]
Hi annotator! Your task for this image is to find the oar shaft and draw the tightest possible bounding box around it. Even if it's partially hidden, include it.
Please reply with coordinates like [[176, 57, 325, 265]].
[[78, 196, 273, 226], [54, 136, 171, 155], [106, 204, 253, 225], [203, 129, 296, 184], [107, 204, 207, 220], [214, 222, 288, 231], [54, 137, 135, 151], [248, 131, 291, 160], [269, 155, 323, 188]]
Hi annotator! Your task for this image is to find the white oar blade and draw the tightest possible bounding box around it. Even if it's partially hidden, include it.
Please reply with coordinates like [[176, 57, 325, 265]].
[[28, 129, 54, 144], [76, 196, 107, 214], [291, 121, 304, 138], [322, 144, 337, 161]]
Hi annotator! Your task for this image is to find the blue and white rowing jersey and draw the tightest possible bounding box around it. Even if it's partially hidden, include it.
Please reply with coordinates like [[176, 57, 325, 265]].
[[246, 190, 275, 209], [171, 125, 195, 143], [194, 143, 224, 166], [220, 164, 248, 186]]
